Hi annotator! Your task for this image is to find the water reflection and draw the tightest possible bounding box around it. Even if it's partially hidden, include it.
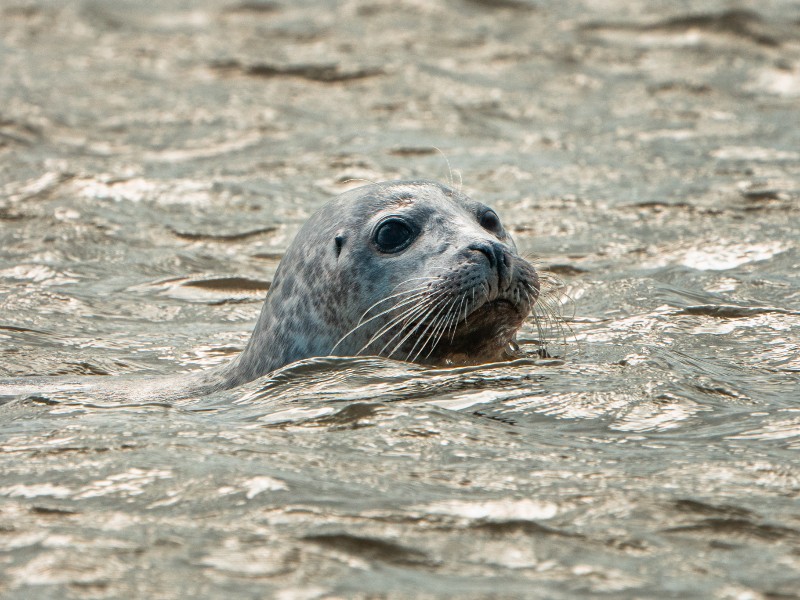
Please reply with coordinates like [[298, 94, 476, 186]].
[[2, 0, 800, 597]]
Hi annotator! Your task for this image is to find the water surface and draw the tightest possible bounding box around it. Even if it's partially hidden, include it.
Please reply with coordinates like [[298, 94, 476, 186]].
[[1, 0, 799, 598]]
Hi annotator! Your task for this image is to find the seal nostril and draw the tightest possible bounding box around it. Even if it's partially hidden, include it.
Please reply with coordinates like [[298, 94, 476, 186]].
[[467, 242, 514, 290], [468, 242, 496, 268]]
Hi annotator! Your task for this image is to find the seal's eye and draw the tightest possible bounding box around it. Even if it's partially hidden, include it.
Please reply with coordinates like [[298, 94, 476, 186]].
[[480, 209, 502, 234], [374, 218, 414, 253]]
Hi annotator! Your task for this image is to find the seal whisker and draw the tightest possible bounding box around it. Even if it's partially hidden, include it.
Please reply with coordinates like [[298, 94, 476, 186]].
[[377, 288, 450, 354], [388, 306, 441, 360], [470, 287, 476, 321], [406, 293, 458, 363], [392, 268, 450, 283], [334, 297, 430, 355], [388, 276, 441, 293], [535, 293, 571, 350], [447, 294, 467, 343], [392, 274, 443, 286], [332, 288, 433, 354], [360, 289, 448, 357], [520, 279, 568, 356], [433, 146, 454, 188], [359, 289, 432, 330], [432, 315, 453, 358], [531, 301, 548, 348], [383, 290, 451, 359], [529, 274, 570, 348], [356, 285, 431, 325], [331, 291, 432, 351], [420, 296, 461, 361], [521, 282, 546, 343], [440, 294, 464, 346], [340, 177, 379, 186]]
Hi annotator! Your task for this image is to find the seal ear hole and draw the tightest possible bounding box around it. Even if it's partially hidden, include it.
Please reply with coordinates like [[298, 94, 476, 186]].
[[334, 234, 345, 258]]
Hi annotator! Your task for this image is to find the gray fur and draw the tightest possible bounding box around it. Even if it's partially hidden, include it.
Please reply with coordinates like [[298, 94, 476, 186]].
[[218, 180, 539, 389]]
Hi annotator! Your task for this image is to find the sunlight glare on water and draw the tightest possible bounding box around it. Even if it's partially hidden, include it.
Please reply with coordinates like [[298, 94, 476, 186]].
[[1, 0, 799, 598]]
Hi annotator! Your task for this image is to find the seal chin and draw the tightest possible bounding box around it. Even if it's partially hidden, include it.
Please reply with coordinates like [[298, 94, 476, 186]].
[[468, 298, 526, 328], [422, 297, 528, 366]]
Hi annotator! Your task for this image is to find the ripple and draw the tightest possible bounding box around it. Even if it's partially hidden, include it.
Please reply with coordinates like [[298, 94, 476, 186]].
[[711, 146, 800, 161], [728, 411, 800, 443], [419, 498, 558, 521], [678, 241, 787, 271]]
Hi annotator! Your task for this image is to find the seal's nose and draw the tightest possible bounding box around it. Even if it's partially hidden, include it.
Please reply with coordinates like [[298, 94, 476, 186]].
[[469, 241, 496, 268], [469, 241, 512, 289]]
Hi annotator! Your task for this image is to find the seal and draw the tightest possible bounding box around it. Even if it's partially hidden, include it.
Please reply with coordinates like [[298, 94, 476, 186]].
[[218, 180, 539, 389]]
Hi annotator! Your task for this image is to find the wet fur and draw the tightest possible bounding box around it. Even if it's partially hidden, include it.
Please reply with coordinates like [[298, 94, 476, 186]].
[[219, 180, 540, 389]]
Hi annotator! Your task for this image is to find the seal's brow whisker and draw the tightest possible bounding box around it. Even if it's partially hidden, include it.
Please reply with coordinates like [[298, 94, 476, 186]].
[[433, 146, 454, 188], [341, 177, 379, 186]]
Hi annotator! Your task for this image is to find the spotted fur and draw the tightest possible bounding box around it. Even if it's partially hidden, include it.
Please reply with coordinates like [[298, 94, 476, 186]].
[[219, 180, 539, 388]]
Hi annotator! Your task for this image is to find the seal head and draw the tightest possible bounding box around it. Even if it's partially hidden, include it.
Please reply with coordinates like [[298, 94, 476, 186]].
[[221, 180, 539, 387]]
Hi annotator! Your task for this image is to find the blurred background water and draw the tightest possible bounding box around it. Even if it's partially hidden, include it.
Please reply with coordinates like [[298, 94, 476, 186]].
[[1, 0, 799, 598]]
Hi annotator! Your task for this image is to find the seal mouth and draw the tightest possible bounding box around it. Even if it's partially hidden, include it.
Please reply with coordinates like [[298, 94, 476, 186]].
[[466, 297, 527, 333], [475, 298, 518, 316], [417, 296, 528, 366]]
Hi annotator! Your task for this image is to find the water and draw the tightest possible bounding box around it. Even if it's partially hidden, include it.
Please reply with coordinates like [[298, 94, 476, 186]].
[[2, 0, 799, 597]]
